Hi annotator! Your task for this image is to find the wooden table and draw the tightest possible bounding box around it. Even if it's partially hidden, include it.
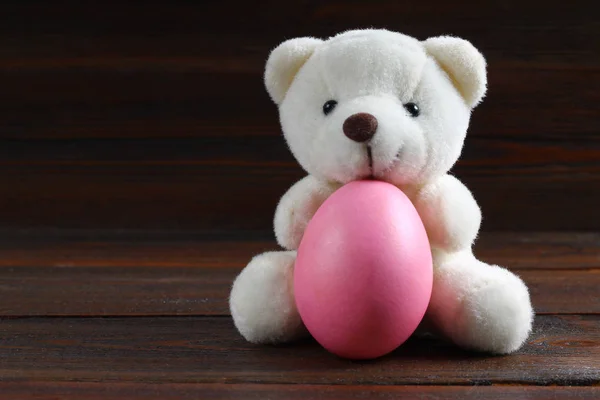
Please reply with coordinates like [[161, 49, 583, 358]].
[[1, 231, 598, 399]]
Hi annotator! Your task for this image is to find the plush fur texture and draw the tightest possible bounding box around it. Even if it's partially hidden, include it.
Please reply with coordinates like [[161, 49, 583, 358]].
[[230, 29, 534, 354], [230, 251, 306, 343], [274, 175, 340, 250]]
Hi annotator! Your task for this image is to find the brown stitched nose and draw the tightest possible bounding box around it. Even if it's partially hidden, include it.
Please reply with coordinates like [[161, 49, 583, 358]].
[[343, 113, 378, 142]]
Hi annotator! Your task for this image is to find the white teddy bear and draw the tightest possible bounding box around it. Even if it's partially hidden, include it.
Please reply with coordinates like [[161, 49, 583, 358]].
[[230, 29, 534, 355]]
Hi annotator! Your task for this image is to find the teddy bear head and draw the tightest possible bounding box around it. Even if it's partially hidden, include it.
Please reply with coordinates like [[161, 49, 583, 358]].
[[264, 29, 487, 186]]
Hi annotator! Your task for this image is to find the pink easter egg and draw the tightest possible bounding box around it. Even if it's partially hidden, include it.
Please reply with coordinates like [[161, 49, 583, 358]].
[[294, 180, 433, 359]]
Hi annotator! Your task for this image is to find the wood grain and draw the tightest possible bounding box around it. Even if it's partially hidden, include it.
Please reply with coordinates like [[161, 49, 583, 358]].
[[1, 1, 596, 59], [0, 1, 597, 232], [0, 266, 597, 317], [0, 266, 234, 316], [1, 136, 599, 173], [1, 67, 598, 140], [0, 382, 598, 400], [0, 315, 598, 385], [1, 165, 599, 232], [518, 269, 600, 314], [1, 231, 597, 270], [0, 233, 597, 316]]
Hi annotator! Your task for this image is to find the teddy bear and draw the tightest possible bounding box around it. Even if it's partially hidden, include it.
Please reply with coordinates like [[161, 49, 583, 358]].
[[229, 28, 534, 355]]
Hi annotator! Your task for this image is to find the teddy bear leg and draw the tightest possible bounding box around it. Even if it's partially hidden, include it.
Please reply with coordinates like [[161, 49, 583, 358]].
[[426, 250, 534, 354], [229, 250, 308, 344]]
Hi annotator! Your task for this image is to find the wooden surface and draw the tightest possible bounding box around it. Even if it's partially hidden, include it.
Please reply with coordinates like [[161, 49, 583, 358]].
[[1, 232, 599, 398], [1, 315, 599, 385], [0, 0, 598, 233], [0, 232, 599, 316], [0, 383, 598, 400]]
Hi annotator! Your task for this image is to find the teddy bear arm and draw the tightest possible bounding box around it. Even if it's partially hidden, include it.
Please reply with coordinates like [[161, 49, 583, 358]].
[[274, 175, 339, 250], [413, 174, 482, 253]]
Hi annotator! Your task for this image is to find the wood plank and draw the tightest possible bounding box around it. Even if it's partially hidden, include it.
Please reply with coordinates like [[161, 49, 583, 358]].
[[518, 269, 600, 314], [0, 266, 233, 316], [0, 1, 598, 144], [0, 233, 597, 316], [1, 232, 597, 270], [474, 232, 600, 270], [0, 165, 599, 232], [0, 134, 598, 233], [0, 1, 596, 67], [1, 136, 599, 173], [0, 382, 598, 400], [1, 67, 598, 140], [0, 315, 598, 385], [0, 266, 596, 317], [0, 2, 597, 232]]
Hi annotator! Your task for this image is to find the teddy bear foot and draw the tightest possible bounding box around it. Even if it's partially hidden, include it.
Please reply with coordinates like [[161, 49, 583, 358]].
[[229, 250, 308, 344], [428, 251, 534, 354]]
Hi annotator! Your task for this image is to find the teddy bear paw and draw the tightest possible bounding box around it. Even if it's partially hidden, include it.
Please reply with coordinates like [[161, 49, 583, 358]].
[[229, 250, 307, 344], [453, 264, 534, 354]]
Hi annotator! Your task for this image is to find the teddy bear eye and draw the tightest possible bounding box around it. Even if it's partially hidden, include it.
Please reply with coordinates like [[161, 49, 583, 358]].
[[322, 100, 338, 115], [403, 102, 420, 117]]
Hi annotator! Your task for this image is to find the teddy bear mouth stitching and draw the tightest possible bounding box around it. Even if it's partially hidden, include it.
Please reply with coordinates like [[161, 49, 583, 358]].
[[366, 145, 375, 179]]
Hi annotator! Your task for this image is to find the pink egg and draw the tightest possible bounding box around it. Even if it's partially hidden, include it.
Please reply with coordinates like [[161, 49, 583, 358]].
[[294, 180, 433, 359]]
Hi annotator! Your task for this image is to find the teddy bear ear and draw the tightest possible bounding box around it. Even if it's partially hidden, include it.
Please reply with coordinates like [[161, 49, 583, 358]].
[[264, 37, 323, 105], [423, 36, 487, 108]]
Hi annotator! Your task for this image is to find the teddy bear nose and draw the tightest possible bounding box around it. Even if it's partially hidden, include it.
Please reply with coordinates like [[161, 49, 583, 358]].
[[343, 113, 378, 142]]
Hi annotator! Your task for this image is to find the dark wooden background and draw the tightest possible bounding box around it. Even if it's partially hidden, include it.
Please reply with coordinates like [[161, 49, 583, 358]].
[[0, 0, 598, 236]]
